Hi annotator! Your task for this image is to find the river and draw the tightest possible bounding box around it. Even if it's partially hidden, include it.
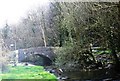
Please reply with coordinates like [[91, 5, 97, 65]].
[[57, 68, 120, 81]]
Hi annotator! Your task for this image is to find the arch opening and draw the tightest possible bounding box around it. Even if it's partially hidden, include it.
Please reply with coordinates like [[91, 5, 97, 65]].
[[24, 54, 52, 66]]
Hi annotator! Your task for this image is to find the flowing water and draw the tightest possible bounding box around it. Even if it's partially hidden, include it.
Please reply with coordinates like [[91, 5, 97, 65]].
[[58, 69, 120, 81]]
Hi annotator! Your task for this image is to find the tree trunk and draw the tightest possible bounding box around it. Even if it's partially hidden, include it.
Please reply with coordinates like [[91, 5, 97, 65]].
[[41, 11, 47, 47]]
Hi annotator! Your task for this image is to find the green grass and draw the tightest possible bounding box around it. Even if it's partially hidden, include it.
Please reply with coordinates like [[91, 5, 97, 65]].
[[0, 65, 57, 81]]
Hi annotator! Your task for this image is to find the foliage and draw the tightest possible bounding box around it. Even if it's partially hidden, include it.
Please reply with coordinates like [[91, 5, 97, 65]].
[[1, 1, 120, 71], [54, 2, 120, 70], [55, 45, 95, 70]]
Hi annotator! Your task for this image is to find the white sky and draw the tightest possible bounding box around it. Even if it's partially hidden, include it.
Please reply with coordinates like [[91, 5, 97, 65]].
[[0, 0, 49, 28], [0, 0, 118, 28]]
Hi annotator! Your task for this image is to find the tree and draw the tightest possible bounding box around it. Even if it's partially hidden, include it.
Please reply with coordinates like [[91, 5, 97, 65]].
[[91, 2, 120, 66], [50, 2, 97, 69], [52, 2, 120, 70]]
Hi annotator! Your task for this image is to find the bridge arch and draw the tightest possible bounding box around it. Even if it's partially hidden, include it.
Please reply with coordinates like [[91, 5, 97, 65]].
[[31, 54, 52, 66], [18, 47, 56, 66]]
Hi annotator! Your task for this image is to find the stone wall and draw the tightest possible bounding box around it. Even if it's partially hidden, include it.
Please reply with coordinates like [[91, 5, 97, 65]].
[[17, 47, 60, 66]]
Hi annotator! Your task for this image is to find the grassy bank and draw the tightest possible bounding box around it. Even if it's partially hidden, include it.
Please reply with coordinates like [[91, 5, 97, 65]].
[[0, 65, 57, 81]]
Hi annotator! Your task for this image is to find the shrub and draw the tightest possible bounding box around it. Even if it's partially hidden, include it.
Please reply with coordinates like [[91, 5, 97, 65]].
[[55, 45, 95, 70]]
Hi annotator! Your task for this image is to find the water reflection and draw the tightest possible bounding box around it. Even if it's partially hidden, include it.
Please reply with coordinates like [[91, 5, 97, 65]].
[[58, 69, 120, 81]]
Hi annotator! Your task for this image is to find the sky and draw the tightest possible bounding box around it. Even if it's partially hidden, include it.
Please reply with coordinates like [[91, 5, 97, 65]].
[[0, 0, 119, 28], [0, 0, 49, 28]]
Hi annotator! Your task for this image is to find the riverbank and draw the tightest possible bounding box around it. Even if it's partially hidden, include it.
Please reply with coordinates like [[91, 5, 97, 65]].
[[0, 64, 57, 81]]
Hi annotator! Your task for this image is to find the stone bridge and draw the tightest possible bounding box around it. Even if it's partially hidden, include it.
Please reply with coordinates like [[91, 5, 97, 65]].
[[18, 47, 59, 66]]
